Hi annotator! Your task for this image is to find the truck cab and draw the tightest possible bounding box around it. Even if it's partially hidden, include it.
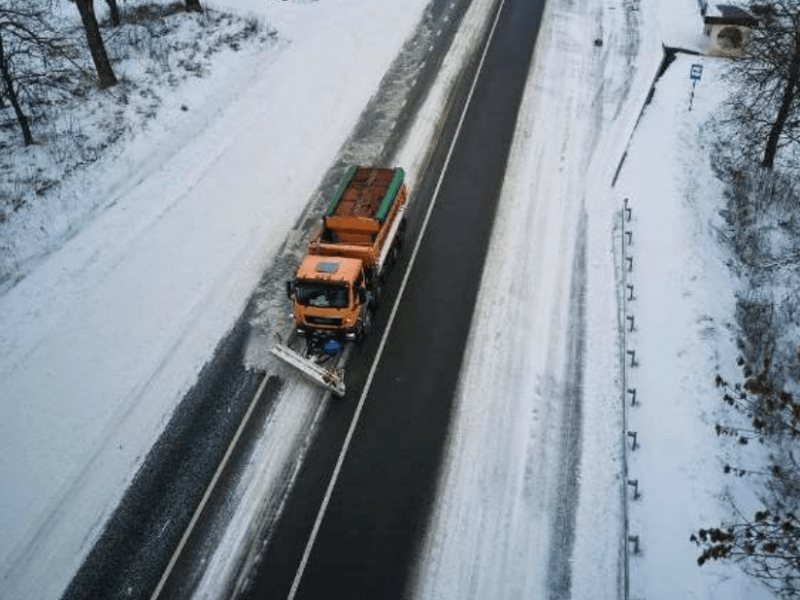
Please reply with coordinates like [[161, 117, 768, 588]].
[[288, 255, 372, 341]]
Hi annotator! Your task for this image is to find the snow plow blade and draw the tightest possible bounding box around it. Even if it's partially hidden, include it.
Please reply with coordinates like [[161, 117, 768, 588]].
[[271, 344, 346, 398]]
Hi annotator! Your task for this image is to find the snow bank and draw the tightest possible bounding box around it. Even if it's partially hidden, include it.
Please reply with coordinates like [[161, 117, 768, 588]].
[[0, 1, 430, 598]]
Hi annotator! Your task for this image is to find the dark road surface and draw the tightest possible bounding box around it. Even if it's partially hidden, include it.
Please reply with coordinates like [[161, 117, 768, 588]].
[[243, 0, 547, 598]]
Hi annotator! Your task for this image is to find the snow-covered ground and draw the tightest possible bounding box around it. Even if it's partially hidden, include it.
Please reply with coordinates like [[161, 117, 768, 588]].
[[0, 0, 780, 599], [614, 22, 773, 600], [0, 1, 434, 598]]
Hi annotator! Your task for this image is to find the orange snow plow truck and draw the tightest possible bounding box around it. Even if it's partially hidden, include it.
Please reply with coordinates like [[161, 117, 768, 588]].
[[286, 165, 409, 343]]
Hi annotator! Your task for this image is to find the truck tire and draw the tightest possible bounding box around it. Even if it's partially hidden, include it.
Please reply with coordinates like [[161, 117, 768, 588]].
[[387, 221, 405, 269], [387, 241, 400, 269], [398, 219, 407, 250], [359, 307, 373, 341], [372, 282, 383, 310]]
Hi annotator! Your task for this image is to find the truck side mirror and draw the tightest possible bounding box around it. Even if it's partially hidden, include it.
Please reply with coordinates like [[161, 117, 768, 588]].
[[357, 286, 367, 303], [286, 281, 295, 299]]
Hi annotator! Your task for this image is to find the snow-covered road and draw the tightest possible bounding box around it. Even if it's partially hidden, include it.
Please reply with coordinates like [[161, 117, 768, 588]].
[[408, 0, 652, 596], [0, 0, 783, 599]]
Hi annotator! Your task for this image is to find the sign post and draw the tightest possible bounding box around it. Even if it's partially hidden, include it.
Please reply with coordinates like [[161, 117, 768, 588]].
[[689, 63, 703, 111]]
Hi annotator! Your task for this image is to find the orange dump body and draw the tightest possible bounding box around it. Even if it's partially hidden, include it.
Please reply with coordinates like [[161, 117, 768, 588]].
[[307, 166, 408, 273]]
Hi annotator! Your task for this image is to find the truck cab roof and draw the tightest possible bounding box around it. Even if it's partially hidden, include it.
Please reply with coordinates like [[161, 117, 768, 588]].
[[296, 255, 362, 283]]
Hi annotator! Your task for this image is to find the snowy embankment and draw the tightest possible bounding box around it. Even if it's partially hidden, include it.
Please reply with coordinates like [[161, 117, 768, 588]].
[[0, 1, 430, 598], [615, 17, 775, 600]]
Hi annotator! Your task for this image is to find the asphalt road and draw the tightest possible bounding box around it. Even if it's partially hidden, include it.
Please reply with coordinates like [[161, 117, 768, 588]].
[[59, 1, 481, 599], [242, 0, 547, 598]]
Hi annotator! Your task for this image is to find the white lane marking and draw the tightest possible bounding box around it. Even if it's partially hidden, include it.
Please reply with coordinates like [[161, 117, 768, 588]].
[[286, 0, 509, 597], [149, 373, 273, 600]]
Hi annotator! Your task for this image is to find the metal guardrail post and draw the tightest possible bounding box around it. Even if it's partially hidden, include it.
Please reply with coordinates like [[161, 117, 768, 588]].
[[628, 388, 637, 406], [627, 479, 641, 500], [621, 199, 632, 600], [628, 535, 640, 555]]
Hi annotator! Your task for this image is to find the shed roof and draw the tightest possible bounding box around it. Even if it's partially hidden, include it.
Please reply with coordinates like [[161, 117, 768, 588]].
[[704, 4, 759, 27]]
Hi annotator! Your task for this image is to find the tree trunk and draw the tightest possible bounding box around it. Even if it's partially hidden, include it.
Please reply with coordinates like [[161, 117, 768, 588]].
[[185, 0, 203, 13], [762, 17, 800, 168], [74, 0, 117, 89], [0, 34, 33, 145], [105, 0, 121, 26]]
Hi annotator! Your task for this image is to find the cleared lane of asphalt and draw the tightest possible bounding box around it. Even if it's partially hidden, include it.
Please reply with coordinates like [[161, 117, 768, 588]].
[[242, 0, 547, 598]]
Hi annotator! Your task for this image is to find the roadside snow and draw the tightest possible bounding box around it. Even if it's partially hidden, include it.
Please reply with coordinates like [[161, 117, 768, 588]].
[[0, 1, 430, 598], [0, 4, 277, 291], [616, 47, 773, 600]]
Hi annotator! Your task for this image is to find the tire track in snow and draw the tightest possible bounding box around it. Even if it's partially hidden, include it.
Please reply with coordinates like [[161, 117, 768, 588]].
[[545, 211, 587, 599]]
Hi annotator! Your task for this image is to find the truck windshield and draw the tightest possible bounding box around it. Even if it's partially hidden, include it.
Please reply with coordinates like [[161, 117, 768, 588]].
[[295, 281, 349, 308]]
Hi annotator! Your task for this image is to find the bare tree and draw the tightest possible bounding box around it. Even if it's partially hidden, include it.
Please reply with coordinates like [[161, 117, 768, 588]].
[[0, 30, 32, 144], [73, 0, 116, 88], [0, 2, 73, 144], [105, 0, 120, 26], [693, 369, 800, 600], [693, 507, 800, 600], [726, 1, 800, 168]]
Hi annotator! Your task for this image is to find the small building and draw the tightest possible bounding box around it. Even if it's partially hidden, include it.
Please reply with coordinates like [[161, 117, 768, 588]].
[[704, 4, 759, 57]]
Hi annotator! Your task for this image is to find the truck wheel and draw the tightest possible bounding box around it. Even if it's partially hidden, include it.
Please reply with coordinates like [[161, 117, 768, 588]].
[[371, 283, 382, 310], [359, 307, 373, 341], [387, 242, 400, 269], [398, 219, 407, 249]]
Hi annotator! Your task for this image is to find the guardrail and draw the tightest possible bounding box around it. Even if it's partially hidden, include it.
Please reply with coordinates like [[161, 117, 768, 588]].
[[620, 197, 641, 600]]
